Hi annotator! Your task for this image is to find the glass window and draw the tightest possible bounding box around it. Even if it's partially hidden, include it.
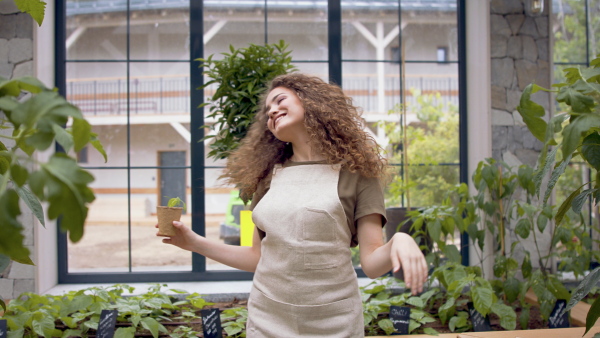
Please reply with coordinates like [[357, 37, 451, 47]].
[[59, 0, 464, 282]]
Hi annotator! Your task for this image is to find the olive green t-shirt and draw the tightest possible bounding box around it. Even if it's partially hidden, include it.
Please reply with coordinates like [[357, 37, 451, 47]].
[[250, 160, 387, 247]]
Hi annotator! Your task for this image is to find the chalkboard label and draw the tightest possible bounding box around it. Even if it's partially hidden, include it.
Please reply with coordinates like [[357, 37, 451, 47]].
[[389, 305, 410, 335], [201, 308, 222, 338], [468, 302, 491, 332], [548, 299, 570, 328], [96, 309, 118, 338], [0, 319, 7, 338]]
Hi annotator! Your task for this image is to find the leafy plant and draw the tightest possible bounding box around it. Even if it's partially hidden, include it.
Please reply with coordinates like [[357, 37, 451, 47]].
[[0, 76, 106, 311], [197, 41, 297, 160], [221, 307, 248, 337], [361, 277, 438, 335], [165, 196, 186, 212], [0, 283, 218, 338], [516, 55, 600, 335]]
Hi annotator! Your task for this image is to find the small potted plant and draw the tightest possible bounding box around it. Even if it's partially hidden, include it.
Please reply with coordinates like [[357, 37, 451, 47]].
[[156, 197, 186, 237]]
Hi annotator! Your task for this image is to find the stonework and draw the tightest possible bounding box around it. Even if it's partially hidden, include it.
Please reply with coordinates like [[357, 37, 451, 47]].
[[490, 0, 550, 165], [0, 4, 36, 299], [489, 0, 553, 271]]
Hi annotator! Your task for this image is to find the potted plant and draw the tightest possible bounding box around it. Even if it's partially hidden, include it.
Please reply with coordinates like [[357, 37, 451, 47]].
[[156, 197, 186, 237], [516, 54, 600, 335], [197, 40, 297, 160]]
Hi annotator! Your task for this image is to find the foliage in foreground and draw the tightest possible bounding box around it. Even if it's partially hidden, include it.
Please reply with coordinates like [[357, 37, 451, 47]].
[[516, 55, 600, 335], [0, 76, 106, 311]]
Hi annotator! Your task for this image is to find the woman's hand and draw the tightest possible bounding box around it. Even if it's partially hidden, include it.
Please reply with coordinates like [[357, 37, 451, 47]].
[[155, 221, 201, 252], [389, 232, 428, 294]]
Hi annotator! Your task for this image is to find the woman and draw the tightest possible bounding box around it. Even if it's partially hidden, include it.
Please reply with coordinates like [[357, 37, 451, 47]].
[[158, 73, 427, 337]]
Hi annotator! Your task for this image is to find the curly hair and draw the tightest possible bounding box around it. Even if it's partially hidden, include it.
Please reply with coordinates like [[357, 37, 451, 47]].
[[221, 72, 387, 202]]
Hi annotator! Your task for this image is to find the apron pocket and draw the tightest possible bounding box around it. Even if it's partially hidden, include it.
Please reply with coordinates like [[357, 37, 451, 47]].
[[294, 297, 363, 337], [301, 207, 339, 269]]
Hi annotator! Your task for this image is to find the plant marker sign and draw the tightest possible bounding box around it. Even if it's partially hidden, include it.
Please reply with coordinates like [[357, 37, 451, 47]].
[[548, 299, 570, 328], [97, 309, 118, 338], [389, 305, 410, 335], [201, 308, 222, 338], [468, 302, 491, 332], [0, 319, 6, 338]]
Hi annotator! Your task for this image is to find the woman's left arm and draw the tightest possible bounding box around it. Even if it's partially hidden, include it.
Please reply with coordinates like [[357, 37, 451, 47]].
[[357, 213, 428, 295]]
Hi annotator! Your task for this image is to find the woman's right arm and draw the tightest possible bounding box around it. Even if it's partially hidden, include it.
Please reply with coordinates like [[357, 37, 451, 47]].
[[157, 221, 262, 272]]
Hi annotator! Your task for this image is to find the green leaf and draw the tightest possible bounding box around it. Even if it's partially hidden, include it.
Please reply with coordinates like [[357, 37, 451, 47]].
[[585, 297, 600, 336], [62, 329, 84, 338], [522, 253, 532, 279], [442, 244, 462, 263], [536, 213, 548, 233], [32, 312, 56, 337], [72, 118, 92, 152], [543, 154, 572, 206], [40, 154, 95, 242], [449, 314, 467, 332], [556, 185, 583, 225], [581, 133, 600, 171], [516, 83, 548, 142], [562, 114, 600, 159], [566, 266, 600, 312], [114, 327, 136, 338], [0, 297, 5, 312], [0, 189, 33, 264], [10, 163, 28, 186], [140, 317, 167, 338], [15, 185, 45, 227], [515, 218, 531, 239], [572, 188, 596, 214], [503, 277, 520, 303], [491, 302, 517, 330], [90, 135, 108, 163], [377, 318, 395, 335], [14, 0, 46, 26], [52, 124, 74, 153], [519, 306, 530, 330], [471, 286, 493, 317], [406, 296, 424, 308]]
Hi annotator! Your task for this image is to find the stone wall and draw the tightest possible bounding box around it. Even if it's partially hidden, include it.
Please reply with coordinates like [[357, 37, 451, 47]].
[[490, 0, 551, 166], [489, 0, 554, 270], [0, 0, 36, 300]]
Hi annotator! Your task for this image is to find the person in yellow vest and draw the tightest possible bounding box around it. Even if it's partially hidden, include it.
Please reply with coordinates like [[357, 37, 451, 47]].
[[158, 73, 427, 337]]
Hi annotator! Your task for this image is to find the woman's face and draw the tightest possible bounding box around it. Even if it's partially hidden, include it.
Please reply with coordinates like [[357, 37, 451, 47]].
[[265, 86, 307, 143]]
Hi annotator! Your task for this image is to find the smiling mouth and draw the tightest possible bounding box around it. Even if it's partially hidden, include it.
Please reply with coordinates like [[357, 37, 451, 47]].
[[274, 114, 286, 128]]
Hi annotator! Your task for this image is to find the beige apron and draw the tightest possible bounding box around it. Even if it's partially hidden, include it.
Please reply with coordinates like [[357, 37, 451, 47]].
[[247, 163, 364, 337]]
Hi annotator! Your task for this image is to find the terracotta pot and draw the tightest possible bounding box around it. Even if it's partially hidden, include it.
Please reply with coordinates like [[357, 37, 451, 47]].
[[156, 206, 183, 236]]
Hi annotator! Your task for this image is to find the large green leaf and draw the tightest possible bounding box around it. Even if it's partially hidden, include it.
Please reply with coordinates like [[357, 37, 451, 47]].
[[585, 297, 600, 336], [72, 118, 92, 152], [0, 189, 33, 264], [39, 154, 95, 242], [581, 132, 600, 171], [491, 302, 516, 331], [503, 277, 520, 303], [471, 286, 493, 317], [566, 266, 600, 312], [556, 86, 595, 112], [514, 218, 531, 239], [15, 185, 45, 227], [562, 114, 600, 159], [516, 84, 549, 142]]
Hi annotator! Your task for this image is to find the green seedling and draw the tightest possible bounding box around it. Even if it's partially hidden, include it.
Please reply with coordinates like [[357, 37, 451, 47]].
[[165, 196, 187, 212]]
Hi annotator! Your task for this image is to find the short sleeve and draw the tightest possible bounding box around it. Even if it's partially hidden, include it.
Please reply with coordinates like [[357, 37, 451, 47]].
[[355, 175, 387, 227]]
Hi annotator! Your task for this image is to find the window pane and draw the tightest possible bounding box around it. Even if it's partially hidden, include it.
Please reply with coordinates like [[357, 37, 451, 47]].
[[342, 0, 399, 62], [205, 166, 240, 271], [401, 0, 458, 62], [67, 62, 128, 167], [267, 1, 328, 61], [553, 0, 588, 64], [131, 168, 192, 272], [129, 6, 190, 60], [66, 1, 127, 60], [204, 1, 266, 57], [69, 169, 130, 273]]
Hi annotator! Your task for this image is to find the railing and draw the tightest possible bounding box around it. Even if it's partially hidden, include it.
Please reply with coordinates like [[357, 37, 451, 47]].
[[66, 74, 459, 117]]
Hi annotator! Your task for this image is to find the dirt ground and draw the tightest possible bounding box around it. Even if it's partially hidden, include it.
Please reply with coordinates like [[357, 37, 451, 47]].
[[68, 214, 230, 271]]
